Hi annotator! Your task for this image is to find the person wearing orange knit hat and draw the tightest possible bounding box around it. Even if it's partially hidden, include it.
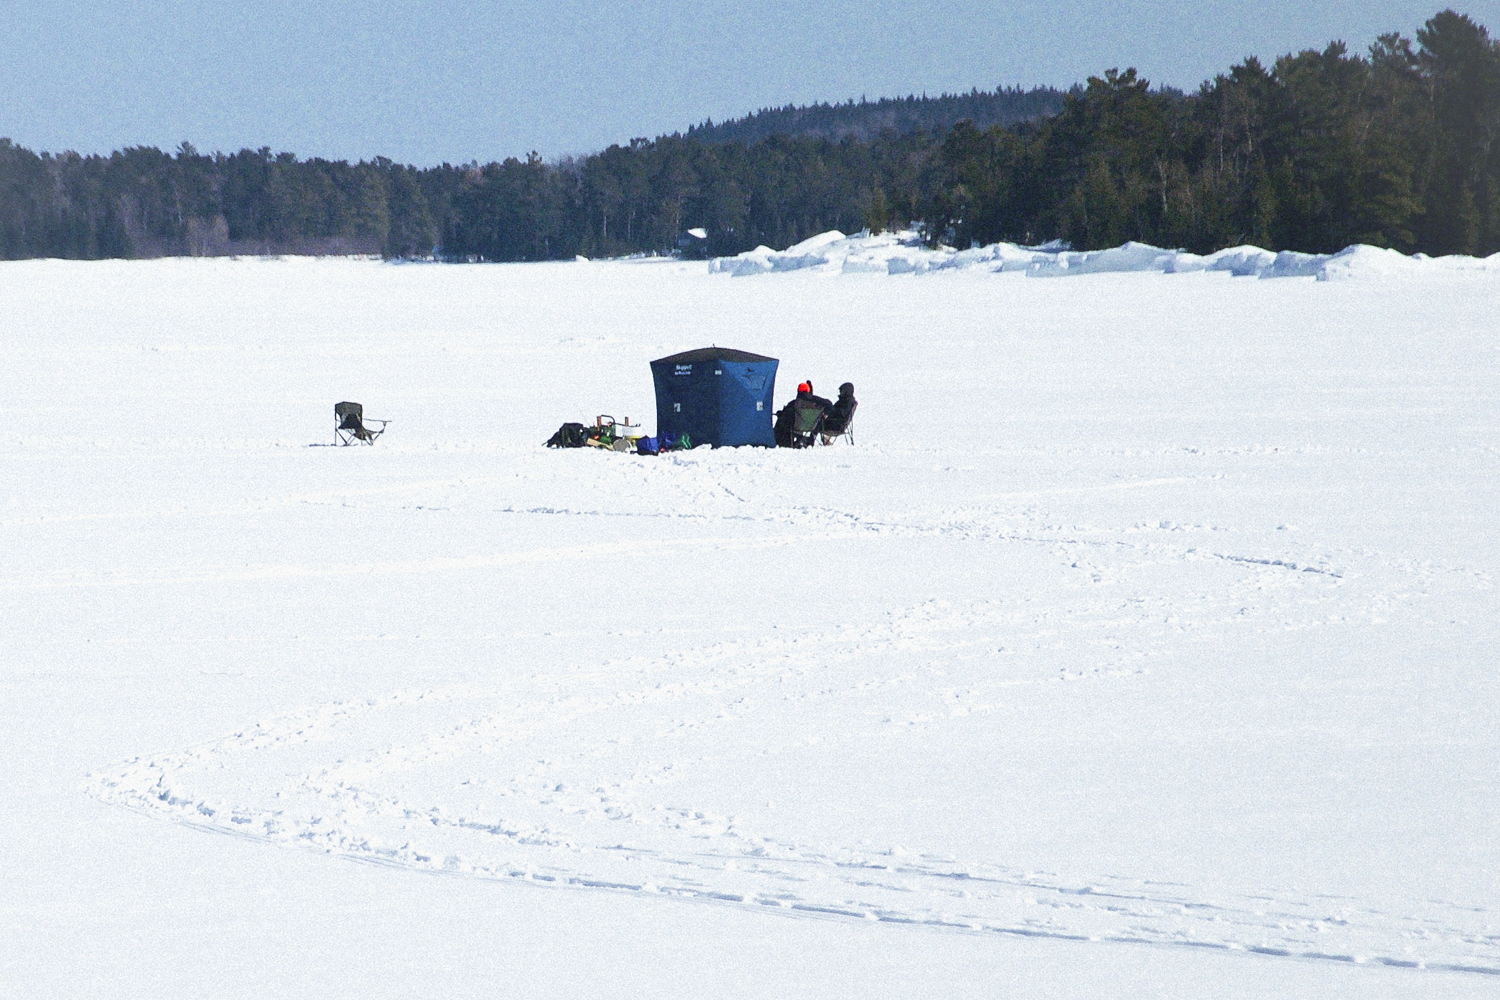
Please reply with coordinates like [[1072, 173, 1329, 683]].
[[799, 381, 831, 410]]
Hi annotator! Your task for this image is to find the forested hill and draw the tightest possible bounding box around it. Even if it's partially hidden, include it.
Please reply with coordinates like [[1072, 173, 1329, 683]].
[[682, 87, 1069, 144]]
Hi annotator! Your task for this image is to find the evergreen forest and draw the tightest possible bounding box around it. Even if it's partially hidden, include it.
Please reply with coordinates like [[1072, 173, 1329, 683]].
[[2, 9, 1498, 261], [681, 87, 1069, 145]]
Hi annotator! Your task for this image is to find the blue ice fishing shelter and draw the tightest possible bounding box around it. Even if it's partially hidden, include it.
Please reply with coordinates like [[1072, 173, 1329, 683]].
[[650, 347, 779, 448]]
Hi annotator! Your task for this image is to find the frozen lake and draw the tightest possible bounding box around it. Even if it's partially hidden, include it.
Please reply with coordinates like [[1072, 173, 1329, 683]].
[[2, 253, 1497, 996]]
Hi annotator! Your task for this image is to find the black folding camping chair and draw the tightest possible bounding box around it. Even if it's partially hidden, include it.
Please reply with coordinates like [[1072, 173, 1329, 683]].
[[334, 401, 388, 445], [821, 399, 857, 445]]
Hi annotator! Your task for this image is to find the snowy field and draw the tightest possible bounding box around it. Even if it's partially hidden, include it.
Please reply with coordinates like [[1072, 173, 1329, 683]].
[[2, 249, 1498, 997]]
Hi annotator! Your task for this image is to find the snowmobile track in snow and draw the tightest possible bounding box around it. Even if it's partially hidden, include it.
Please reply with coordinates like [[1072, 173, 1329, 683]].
[[87, 586, 1499, 977]]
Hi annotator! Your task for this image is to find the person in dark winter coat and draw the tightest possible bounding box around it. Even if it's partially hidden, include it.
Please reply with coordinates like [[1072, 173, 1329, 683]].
[[821, 382, 857, 437]]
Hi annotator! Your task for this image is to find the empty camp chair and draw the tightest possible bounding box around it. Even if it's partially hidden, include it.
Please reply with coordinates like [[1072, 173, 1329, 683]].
[[334, 401, 387, 445], [786, 397, 826, 449]]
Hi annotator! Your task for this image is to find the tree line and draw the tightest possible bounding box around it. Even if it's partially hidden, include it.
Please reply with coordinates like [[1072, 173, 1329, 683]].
[[682, 87, 1068, 145], [2, 9, 1496, 262]]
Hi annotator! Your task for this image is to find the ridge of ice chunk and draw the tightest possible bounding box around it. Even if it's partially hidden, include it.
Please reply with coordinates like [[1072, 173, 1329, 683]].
[[707, 229, 1500, 281]]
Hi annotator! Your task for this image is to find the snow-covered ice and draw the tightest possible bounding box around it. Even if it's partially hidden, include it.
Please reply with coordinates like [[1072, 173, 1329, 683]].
[[3, 250, 1499, 996]]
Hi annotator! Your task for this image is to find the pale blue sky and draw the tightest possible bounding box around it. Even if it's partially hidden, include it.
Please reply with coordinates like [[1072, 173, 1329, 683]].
[[2, 2, 1493, 165]]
